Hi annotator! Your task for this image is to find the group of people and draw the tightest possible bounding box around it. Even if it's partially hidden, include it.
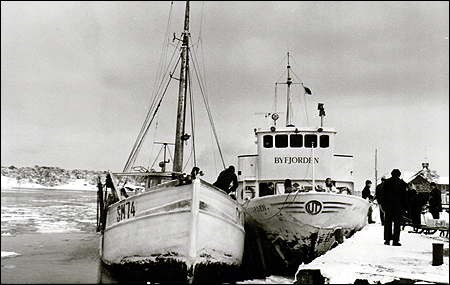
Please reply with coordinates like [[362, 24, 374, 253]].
[[213, 166, 355, 199], [213, 166, 443, 248], [363, 168, 443, 246]]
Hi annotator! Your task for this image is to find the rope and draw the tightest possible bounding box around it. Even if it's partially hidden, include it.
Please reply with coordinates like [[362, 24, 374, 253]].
[[123, 3, 181, 172], [242, 189, 303, 221], [189, 41, 226, 169]]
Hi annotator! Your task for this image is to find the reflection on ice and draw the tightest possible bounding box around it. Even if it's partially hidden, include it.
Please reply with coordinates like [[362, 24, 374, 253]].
[[1, 251, 20, 259]]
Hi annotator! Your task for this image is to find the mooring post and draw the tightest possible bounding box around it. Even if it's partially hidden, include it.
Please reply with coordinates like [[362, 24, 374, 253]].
[[432, 242, 443, 266]]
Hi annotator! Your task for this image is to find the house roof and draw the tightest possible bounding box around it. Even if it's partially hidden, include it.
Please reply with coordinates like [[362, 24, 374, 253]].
[[402, 170, 448, 185], [379, 164, 448, 186]]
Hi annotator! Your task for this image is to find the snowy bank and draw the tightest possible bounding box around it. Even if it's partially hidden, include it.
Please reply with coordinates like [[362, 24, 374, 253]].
[[295, 206, 449, 284]]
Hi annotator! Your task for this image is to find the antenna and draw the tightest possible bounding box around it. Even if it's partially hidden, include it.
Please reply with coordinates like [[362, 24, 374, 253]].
[[375, 149, 377, 185], [424, 145, 427, 163], [318, 103, 326, 127]]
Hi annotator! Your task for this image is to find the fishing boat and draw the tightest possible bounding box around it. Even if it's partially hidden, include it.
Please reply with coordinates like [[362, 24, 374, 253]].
[[96, 2, 245, 283], [236, 53, 370, 275]]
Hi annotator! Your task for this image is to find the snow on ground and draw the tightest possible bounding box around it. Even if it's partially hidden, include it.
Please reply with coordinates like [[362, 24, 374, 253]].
[[1, 251, 20, 259], [296, 205, 449, 284], [1, 175, 96, 191]]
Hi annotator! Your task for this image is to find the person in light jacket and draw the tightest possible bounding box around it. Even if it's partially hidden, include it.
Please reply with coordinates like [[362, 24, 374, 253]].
[[362, 180, 375, 224]]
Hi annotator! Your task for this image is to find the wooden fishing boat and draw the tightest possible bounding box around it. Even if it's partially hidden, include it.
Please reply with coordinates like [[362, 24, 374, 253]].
[[96, 2, 245, 283], [236, 53, 370, 275]]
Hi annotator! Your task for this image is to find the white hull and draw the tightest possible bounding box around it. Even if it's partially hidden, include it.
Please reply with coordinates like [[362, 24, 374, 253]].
[[242, 192, 369, 270], [100, 178, 245, 282]]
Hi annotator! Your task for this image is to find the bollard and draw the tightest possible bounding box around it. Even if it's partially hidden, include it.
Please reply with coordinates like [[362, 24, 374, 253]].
[[334, 228, 344, 243], [432, 243, 443, 266]]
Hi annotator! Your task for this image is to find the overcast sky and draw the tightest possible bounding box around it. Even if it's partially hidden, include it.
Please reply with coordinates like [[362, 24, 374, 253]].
[[1, 1, 448, 189]]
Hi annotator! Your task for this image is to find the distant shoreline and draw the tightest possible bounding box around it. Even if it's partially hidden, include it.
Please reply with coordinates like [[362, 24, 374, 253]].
[[1, 186, 97, 192], [1, 176, 97, 192]]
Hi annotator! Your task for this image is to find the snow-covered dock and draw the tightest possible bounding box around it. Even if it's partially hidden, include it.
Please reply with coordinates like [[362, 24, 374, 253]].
[[295, 209, 449, 284]]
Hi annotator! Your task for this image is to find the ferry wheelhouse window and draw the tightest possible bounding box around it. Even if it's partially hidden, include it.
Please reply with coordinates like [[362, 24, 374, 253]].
[[263, 135, 273, 148], [304, 134, 317, 148], [320, 135, 329, 148], [275, 134, 288, 148], [290, 134, 303, 148]]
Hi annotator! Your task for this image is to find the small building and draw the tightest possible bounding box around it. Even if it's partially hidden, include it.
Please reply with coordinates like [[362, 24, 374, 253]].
[[403, 162, 449, 209]]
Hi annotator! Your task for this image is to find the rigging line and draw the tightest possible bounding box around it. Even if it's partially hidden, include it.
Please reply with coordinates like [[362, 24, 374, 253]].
[[289, 54, 303, 73], [276, 69, 288, 84], [167, 144, 174, 166], [198, 9, 208, 96], [198, 1, 205, 43], [123, 70, 176, 172], [152, 41, 181, 111], [303, 86, 309, 125], [277, 53, 287, 69], [189, 48, 226, 169], [291, 83, 308, 126], [124, 83, 165, 172], [300, 146, 315, 185], [126, 53, 181, 168], [147, 119, 159, 169], [150, 144, 165, 169], [188, 67, 197, 167], [125, 48, 181, 171], [209, 124, 219, 175], [189, 16, 209, 101], [149, 26, 181, 114], [183, 150, 193, 172], [243, 190, 303, 221], [152, 2, 174, 100], [290, 69, 304, 84], [274, 84, 278, 113], [188, 35, 207, 99]]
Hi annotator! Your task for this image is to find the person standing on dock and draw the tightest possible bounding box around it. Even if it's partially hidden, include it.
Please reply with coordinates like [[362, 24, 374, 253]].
[[375, 176, 387, 225], [362, 180, 375, 224], [380, 169, 408, 246], [428, 182, 442, 219]]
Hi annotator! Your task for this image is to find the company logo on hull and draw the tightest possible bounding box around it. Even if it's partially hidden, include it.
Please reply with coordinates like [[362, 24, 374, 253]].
[[305, 200, 322, 215]]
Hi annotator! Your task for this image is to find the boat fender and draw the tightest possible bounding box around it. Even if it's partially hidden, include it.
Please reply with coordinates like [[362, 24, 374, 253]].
[[333, 228, 344, 243]]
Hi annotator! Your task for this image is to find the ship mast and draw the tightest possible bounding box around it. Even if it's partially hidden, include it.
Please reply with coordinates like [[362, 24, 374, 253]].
[[173, 1, 190, 174], [285, 52, 293, 127]]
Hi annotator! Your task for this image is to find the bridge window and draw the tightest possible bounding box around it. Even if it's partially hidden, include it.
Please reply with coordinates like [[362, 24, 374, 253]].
[[290, 134, 303, 148], [305, 134, 317, 148], [275, 135, 288, 148], [320, 135, 329, 148], [263, 135, 273, 148]]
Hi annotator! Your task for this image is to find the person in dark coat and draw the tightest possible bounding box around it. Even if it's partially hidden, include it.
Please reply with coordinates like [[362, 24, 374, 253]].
[[362, 180, 373, 200], [408, 191, 428, 230], [380, 169, 408, 246], [428, 182, 442, 219], [284, 179, 293, 193], [375, 176, 386, 225], [362, 180, 375, 224], [213, 165, 238, 194]]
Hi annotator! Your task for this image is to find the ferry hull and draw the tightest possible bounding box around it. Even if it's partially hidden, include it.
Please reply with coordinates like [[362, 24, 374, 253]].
[[243, 192, 369, 273], [100, 179, 245, 283]]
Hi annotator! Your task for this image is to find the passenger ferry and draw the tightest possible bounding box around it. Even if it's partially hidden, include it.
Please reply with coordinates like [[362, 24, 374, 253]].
[[236, 53, 370, 274]]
